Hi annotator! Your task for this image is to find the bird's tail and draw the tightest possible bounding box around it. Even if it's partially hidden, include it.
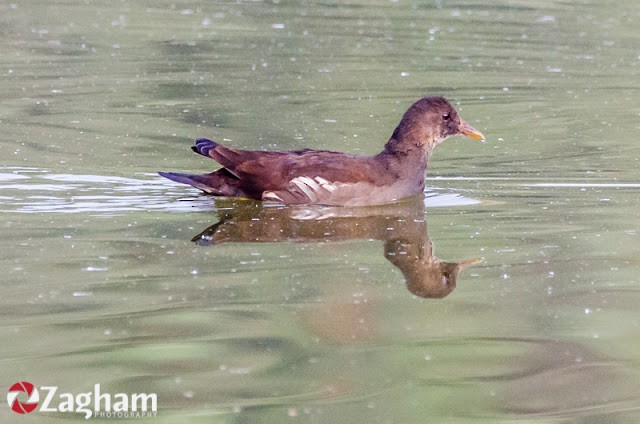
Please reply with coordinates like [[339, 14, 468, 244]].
[[159, 170, 246, 197], [191, 138, 220, 157]]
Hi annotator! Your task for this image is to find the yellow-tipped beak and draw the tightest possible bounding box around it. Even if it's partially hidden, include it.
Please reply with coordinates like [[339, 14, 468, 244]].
[[459, 257, 482, 270], [459, 119, 486, 141]]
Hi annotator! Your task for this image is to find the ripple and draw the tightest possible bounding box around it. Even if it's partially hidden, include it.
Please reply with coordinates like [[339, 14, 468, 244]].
[[0, 167, 482, 214], [528, 183, 640, 188], [0, 167, 213, 215]]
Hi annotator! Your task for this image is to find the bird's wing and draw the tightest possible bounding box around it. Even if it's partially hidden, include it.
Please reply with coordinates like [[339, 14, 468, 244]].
[[192, 138, 397, 204], [257, 152, 400, 205], [192, 138, 289, 178]]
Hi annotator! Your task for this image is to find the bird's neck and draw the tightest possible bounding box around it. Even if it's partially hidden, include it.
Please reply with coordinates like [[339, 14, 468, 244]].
[[375, 137, 432, 185], [379, 137, 432, 166]]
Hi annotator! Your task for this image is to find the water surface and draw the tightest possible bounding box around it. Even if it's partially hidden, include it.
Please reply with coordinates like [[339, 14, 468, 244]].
[[1, 0, 639, 422]]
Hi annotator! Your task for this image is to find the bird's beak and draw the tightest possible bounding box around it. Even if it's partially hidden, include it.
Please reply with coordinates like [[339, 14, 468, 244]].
[[458, 257, 481, 270], [459, 119, 485, 141]]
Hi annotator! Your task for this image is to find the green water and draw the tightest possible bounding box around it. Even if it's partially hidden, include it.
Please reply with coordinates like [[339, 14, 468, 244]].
[[1, 0, 639, 422]]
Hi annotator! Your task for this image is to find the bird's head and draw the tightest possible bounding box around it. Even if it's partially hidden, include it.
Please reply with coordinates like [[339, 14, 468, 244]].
[[391, 96, 485, 151]]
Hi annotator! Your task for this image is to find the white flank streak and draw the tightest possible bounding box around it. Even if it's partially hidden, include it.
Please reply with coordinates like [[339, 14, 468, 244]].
[[263, 191, 283, 202], [291, 177, 318, 202], [314, 176, 338, 192], [297, 176, 321, 191]]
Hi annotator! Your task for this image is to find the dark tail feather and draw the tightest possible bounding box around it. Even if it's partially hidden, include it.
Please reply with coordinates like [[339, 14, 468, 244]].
[[159, 171, 202, 187], [192, 138, 220, 157], [158, 170, 248, 198]]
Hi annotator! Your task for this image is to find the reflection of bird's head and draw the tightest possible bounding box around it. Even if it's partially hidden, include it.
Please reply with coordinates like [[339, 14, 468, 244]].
[[403, 257, 480, 299]]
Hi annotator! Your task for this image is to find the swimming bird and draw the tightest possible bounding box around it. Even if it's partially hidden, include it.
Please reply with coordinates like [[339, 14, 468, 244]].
[[159, 96, 485, 206]]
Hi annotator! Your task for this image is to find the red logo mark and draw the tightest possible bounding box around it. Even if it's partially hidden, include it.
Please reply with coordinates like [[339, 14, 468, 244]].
[[7, 381, 39, 414]]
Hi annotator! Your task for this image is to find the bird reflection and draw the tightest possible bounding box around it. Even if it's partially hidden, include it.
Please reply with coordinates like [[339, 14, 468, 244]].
[[191, 195, 478, 298]]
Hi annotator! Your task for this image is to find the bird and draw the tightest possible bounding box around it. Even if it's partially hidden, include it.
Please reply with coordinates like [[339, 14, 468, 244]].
[[159, 96, 485, 207]]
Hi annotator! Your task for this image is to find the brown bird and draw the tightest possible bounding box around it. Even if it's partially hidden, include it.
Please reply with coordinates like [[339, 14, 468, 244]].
[[159, 96, 485, 206]]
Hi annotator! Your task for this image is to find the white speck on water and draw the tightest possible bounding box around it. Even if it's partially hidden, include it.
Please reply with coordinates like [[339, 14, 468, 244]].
[[111, 16, 126, 27], [202, 18, 210, 26], [547, 67, 562, 73], [271, 23, 285, 29], [502, 87, 509, 92], [180, 9, 194, 15], [400, 71, 410, 77], [536, 15, 556, 23], [324, 119, 337, 123], [85, 266, 107, 272], [103, 329, 112, 336], [424, 354, 432, 361], [502, 273, 510, 280], [584, 308, 592, 315], [603, 40, 615, 47], [72, 291, 93, 297], [183, 390, 194, 398], [190, 269, 198, 275]]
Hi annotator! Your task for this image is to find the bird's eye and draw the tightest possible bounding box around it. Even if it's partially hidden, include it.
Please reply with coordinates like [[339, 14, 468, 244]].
[[442, 112, 451, 121]]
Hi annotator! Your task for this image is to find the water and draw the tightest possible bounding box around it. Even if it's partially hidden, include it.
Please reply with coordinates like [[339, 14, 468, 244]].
[[1, 0, 639, 422]]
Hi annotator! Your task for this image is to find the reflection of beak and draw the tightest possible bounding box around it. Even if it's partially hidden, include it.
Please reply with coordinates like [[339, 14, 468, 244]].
[[458, 257, 481, 270], [459, 119, 486, 141]]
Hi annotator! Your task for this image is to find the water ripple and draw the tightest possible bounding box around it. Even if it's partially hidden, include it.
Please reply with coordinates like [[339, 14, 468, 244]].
[[0, 168, 212, 215], [0, 168, 481, 215]]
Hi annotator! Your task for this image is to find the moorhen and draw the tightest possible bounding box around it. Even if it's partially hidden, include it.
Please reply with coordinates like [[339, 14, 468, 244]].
[[159, 96, 485, 206]]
